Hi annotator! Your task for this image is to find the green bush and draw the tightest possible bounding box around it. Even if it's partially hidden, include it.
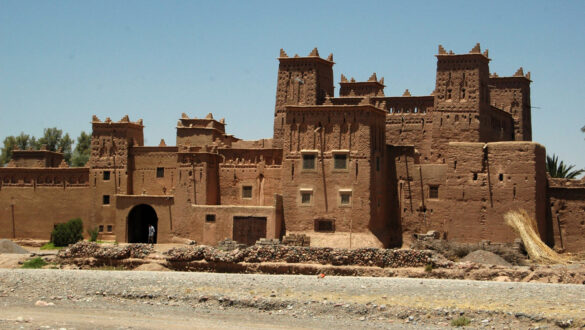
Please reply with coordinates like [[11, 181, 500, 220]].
[[40, 242, 64, 250], [22, 257, 47, 269], [88, 227, 99, 242], [451, 316, 471, 327], [51, 218, 84, 247]]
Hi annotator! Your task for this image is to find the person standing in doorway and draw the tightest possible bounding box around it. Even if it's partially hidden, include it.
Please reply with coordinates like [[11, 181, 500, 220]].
[[148, 224, 155, 244]]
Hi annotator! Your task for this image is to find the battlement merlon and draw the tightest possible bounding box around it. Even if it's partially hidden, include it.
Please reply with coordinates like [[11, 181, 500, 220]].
[[436, 43, 491, 62], [91, 115, 144, 129], [278, 47, 335, 66]]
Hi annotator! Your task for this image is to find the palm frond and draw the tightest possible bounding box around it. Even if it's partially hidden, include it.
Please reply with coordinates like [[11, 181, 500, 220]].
[[546, 154, 584, 179]]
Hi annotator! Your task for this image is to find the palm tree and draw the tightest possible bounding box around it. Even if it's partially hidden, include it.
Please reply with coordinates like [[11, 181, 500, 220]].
[[546, 154, 584, 179]]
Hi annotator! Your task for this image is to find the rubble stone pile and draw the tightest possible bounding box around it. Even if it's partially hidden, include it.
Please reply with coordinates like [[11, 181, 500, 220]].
[[255, 238, 280, 246], [411, 238, 526, 265], [217, 238, 246, 251], [164, 245, 440, 268], [282, 234, 310, 247], [58, 242, 153, 260]]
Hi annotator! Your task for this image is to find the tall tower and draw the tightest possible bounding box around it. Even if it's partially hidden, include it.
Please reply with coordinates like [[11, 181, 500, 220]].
[[489, 68, 532, 141], [88, 115, 144, 195], [431, 43, 492, 162], [272, 48, 334, 148]]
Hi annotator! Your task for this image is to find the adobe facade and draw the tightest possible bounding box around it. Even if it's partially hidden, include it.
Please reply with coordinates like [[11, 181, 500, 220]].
[[0, 44, 583, 252]]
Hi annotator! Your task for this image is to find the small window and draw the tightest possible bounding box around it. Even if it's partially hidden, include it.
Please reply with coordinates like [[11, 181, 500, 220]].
[[302, 154, 316, 170], [242, 186, 252, 198], [447, 89, 452, 100], [301, 191, 312, 204], [340, 191, 352, 205], [98, 225, 104, 232], [314, 219, 335, 232], [205, 214, 216, 222], [473, 173, 478, 181], [103, 195, 110, 205], [103, 171, 110, 180], [156, 167, 164, 178], [106, 225, 113, 232], [499, 173, 504, 182], [429, 185, 439, 199], [334, 154, 347, 169]]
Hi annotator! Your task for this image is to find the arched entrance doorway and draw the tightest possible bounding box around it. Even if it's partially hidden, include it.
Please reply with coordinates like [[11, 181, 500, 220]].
[[127, 204, 158, 243]]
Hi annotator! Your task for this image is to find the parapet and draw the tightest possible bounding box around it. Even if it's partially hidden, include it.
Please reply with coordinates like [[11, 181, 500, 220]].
[[177, 112, 226, 133], [339, 73, 385, 97], [436, 43, 490, 61], [278, 47, 334, 65], [10, 149, 65, 168], [490, 68, 532, 82], [92, 115, 144, 128], [548, 176, 585, 189]]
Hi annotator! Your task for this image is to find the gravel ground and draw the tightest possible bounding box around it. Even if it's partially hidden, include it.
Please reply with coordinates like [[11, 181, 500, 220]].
[[1, 269, 584, 329]]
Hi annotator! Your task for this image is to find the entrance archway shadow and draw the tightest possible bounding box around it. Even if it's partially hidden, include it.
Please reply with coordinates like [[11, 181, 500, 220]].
[[127, 204, 158, 243]]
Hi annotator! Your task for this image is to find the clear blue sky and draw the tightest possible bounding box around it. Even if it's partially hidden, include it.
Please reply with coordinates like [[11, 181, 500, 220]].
[[1, 1, 584, 169]]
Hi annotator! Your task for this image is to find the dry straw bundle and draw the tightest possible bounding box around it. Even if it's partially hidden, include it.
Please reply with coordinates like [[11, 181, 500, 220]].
[[504, 209, 568, 264]]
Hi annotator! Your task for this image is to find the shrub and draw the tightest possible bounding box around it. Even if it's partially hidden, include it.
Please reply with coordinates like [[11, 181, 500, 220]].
[[88, 227, 99, 242], [451, 316, 471, 327], [40, 242, 64, 250], [22, 257, 47, 269], [51, 218, 84, 247], [424, 263, 433, 272]]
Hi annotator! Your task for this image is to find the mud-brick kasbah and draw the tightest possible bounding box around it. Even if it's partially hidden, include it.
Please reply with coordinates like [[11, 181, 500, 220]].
[[1, 43, 584, 253]]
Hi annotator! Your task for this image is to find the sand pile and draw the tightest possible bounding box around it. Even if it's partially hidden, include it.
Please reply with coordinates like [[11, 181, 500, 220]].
[[0, 239, 29, 254], [461, 250, 511, 266]]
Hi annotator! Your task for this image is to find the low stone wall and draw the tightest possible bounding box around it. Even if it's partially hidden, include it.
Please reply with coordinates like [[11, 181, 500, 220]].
[[56, 242, 444, 269], [164, 245, 441, 268], [282, 234, 310, 247], [57, 242, 153, 260]]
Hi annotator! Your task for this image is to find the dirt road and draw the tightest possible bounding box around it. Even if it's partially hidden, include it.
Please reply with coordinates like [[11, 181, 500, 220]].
[[0, 269, 583, 329]]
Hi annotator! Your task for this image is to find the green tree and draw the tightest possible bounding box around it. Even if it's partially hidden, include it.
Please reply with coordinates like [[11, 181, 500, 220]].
[[546, 154, 584, 179], [71, 131, 91, 167], [37, 128, 73, 164], [0, 133, 38, 166]]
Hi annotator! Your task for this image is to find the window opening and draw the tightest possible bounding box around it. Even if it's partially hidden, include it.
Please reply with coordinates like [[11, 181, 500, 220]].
[[242, 186, 253, 199], [314, 219, 335, 232], [301, 191, 312, 204], [429, 185, 439, 199], [206, 214, 216, 222], [103, 171, 110, 180], [103, 195, 110, 205], [302, 154, 316, 170], [340, 191, 352, 205], [156, 167, 164, 178], [334, 154, 348, 169]]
